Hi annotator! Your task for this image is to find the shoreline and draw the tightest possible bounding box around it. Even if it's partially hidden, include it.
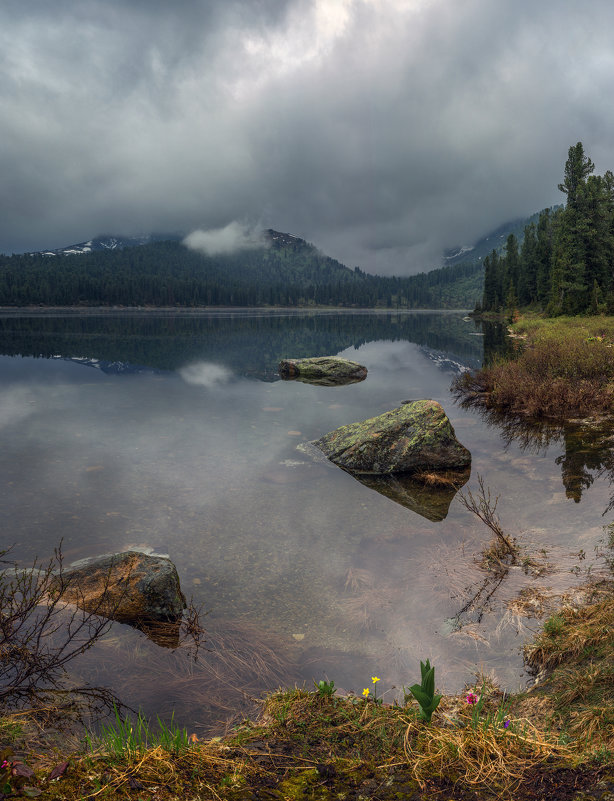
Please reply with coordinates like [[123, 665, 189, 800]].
[[454, 312, 614, 420], [4, 558, 614, 799], [0, 305, 472, 315]]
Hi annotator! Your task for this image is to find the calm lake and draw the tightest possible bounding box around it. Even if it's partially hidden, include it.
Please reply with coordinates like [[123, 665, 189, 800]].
[[1, 309, 612, 733]]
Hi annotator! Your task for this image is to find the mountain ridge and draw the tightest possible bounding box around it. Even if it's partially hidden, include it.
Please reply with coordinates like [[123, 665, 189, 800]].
[[3, 215, 552, 309]]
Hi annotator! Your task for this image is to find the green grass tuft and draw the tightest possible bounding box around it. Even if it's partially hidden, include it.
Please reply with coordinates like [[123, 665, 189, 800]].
[[86, 705, 190, 759]]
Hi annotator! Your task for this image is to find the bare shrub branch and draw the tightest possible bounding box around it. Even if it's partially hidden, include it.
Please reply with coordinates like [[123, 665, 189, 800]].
[[0, 545, 121, 710], [458, 475, 518, 563]]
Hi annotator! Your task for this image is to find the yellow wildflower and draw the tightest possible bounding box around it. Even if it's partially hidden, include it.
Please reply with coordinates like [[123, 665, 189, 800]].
[[362, 688, 370, 697], [371, 676, 380, 684]]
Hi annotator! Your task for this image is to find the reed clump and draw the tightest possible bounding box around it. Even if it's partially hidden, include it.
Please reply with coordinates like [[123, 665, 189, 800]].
[[454, 314, 614, 418]]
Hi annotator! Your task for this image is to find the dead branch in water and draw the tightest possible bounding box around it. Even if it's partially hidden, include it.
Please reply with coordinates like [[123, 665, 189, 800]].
[[458, 475, 518, 564]]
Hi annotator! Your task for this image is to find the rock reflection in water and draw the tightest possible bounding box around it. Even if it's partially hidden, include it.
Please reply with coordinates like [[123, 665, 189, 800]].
[[353, 468, 471, 521], [136, 620, 182, 649], [284, 373, 366, 387]]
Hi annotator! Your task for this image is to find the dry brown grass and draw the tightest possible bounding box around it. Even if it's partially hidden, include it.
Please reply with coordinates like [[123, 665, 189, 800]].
[[455, 315, 614, 418], [413, 470, 464, 487], [525, 595, 614, 671], [519, 588, 614, 752], [403, 714, 571, 792]]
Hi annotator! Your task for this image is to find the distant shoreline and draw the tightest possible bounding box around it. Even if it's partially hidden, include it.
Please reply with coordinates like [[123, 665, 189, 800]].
[[0, 305, 471, 315]]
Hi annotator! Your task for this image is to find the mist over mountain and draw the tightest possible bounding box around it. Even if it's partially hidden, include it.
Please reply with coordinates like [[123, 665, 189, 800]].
[[443, 208, 562, 268], [6, 212, 549, 310]]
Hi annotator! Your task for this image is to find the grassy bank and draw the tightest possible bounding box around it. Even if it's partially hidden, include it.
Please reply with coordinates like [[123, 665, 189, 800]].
[[455, 314, 614, 418], [3, 577, 614, 800]]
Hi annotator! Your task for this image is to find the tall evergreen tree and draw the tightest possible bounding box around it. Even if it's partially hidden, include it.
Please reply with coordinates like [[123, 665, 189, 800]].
[[549, 143, 596, 313], [558, 142, 595, 209], [503, 233, 520, 297], [518, 223, 537, 305], [482, 249, 501, 311], [535, 208, 554, 307]]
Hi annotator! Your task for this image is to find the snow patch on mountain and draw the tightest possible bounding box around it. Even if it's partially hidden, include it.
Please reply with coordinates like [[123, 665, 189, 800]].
[[30, 233, 181, 257], [443, 245, 475, 261]]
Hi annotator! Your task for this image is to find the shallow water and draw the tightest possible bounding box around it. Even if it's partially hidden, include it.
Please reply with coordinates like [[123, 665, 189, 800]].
[[1, 310, 612, 733]]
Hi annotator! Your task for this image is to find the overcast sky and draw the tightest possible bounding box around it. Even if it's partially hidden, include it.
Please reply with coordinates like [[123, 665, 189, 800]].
[[2, 0, 614, 274]]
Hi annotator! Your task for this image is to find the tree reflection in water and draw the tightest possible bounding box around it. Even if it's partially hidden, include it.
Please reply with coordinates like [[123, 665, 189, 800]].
[[457, 318, 614, 515], [457, 402, 614, 515]]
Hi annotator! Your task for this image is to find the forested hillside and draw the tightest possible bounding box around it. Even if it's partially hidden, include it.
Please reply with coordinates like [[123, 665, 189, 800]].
[[0, 228, 482, 309], [481, 143, 614, 315]]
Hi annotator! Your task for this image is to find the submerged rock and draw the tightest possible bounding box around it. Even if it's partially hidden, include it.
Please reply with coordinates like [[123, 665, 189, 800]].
[[53, 551, 186, 625], [279, 356, 367, 386], [354, 467, 471, 521], [313, 399, 471, 474]]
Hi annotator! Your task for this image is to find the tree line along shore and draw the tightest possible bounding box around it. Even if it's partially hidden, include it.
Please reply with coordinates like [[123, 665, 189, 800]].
[[480, 142, 614, 317]]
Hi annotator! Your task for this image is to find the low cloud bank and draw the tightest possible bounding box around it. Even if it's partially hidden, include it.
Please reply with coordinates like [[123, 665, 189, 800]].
[[183, 222, 266, 256]]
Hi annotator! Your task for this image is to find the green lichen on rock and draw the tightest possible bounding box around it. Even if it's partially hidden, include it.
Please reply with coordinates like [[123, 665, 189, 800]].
[[313, 399, 471, 474], [279, 356, 367, 385]]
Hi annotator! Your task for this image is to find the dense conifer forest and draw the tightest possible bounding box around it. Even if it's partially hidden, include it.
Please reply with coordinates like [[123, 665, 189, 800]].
[[480, 143, 614, 315], [0, 229, 482, 309]]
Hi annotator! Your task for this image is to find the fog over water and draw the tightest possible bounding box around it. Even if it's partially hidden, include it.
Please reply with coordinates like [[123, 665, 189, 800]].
[[1, 310, 612, 731]]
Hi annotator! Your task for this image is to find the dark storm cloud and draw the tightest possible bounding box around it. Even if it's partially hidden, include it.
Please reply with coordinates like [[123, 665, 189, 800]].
[[2, 0, 614, 273]]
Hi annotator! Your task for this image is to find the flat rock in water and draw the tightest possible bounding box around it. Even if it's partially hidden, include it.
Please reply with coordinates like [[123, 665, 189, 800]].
[[279, 356, 367, 386], [313, 399, 471, 474], [52, 551, 186, 624]]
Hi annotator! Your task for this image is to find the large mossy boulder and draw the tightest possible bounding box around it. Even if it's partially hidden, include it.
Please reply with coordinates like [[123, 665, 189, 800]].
[[279, 356, 367, 386], [53, 551, 186, 625], [313, 399, 471, 474]]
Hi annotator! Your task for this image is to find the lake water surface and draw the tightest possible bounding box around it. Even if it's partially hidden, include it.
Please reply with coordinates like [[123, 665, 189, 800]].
[[1, 310, 612, 733]]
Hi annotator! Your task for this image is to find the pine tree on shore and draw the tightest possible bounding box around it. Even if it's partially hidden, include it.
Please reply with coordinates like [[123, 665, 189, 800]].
[[481, 142, 614, 316]]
